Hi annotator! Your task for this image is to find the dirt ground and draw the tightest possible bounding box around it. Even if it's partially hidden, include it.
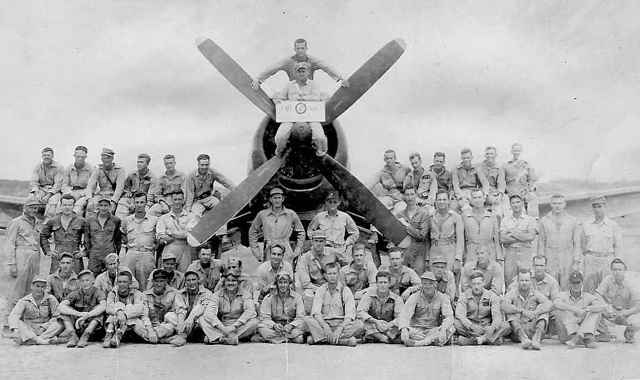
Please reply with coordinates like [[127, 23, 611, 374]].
[[0, 213, 639, 380]]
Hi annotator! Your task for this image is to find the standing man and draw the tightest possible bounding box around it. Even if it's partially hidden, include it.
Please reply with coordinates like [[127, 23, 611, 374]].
[[169, 270, 214, 347], [85, 148, 125, 217], [378, 248, 421, 301], [462, 189, 502, 265], [297, 231, 342, 313], [251, 38, 349, 90], [257, 271, 306, 344], [120, 192, 158, 291], [430, 152, 454, 200], [57, 269, 107, 348], [461, 249, 504, 296], [40, 194, 85, 274], [395, 187, 430, 275], [304, 262, 363, 347], [60, 146, 94, 216], [84, 196, 122, 276], [4, 199, 43, 316], [451, 148, 489, 212], [148, 154, 187, 217], [254, 244, 293, 304], [581, 196, 623, 293], [115, 153, 158, 220], [156, 190, 198, 273], [503, 143, 538, 218], [538, 193, 581, 290], [273, 62, 328, 156], [357, 271, 404, 344], [429, 190, 464, 285], [187, 244, 224, 293], [399, 271, 455, 347], [402, 153, 438, 210], [501, 270, 552, 350], [479, 146, 507, 218], [595, 258, 640, 343], [455, 271, 510, 346], [8, 276, 63, 346], [307, 191, 359, 262], [338, 243, 377, 302], [554, 271, 606, 349], [249, 188, 305, 264], [500, 194, 538, 287], [184, 153, 236, 218], [368, 149, 410, 214], [27, 147, 64, 218]]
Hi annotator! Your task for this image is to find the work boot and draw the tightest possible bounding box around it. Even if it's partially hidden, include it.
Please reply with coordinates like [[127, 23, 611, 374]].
[[250, 335, 265, 343], [583, 335, 597, 349], [624, 327, 635, 344], [306, 336, 315, 345], [518, 329, 532, 349], [338, 337, 357, 347], [169, 335, 187, 347], [220, 336, 239, 346], [35, 336, 49, 345], [290, 336, 304, 344], [110, 330, 123, 348], [314, 137, 328, 157], [67, 333, 79, 348], [77, 333, 90, 348], [455, 336, 475, 346], [565, 334, 578, 349], [530, 328, 543, 350], [102, 332, 113, 348]]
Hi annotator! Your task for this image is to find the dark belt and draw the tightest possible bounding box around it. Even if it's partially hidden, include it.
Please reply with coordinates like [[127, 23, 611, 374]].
[[72, 186, 85, 191], [431, 239, 455, 247], [194, 191, 212, 201]]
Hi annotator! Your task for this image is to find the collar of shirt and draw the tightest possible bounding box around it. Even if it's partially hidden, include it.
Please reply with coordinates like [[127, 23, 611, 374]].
[[169, 209, 190, 219], [266, 207, 291, 218], [179, 285, 208, 297], [430, 165, 447, 175], [39, 161, 61, 170], [51, 270, 78, 281], [131, 170, 153, 180], [589, 218, 613, 227], [381, 162, 404, 174], [436, 270, 454, 282], [465, 210, 493, 220], [98, 163, 122, 170], [220, 288, 250, 301], [144, 286, 176, 297], [25, 293, 53, 306], [347, 263, 369, 274], [370, 290, 399, 301], [19, 213, 38, 226], [195, 169, 213, 178], [464, 288, 491, 301], [482, 160, 497, 169], [69, 162, 92, 173], [161, 171, 182, 180]]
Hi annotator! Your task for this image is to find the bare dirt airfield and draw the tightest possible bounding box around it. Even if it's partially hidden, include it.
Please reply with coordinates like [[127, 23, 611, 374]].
[[0, 213, 639, 380]]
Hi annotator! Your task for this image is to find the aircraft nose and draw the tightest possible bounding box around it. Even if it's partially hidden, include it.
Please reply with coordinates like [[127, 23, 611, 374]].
[[289, 122, 312, 145]]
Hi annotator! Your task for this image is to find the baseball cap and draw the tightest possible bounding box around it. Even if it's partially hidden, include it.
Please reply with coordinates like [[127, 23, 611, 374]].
[[325, 192, 340, 201], [420, 272, 437, 281], [431, 256, 447, 265], [269, 188, 284, 196], [184, 269, 200, 279], [104, 253, 119, 264], [311, 230, 326, 240], [24, 199, 41, 207], [568, 272, 583, 283], [590, 196, 607, 205], [77, 269, 94, 278], [162, 250, 178, 260], [32, 275, 48, 284]]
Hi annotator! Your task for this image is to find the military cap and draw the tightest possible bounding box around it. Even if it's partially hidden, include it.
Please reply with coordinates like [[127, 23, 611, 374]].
[[610, 258, 626, 267], [104, 252, 119, 264], [269, 188, 284, 196], [97, 195, 111, 204], [311, 230, 326, 240], [294, 61, 310, 70], [101, 148, 115, 157], [468, 270, 485, 281], [568, 272, 583, 283], [59, 252, 74, 261], [420, 271, 437, 281], [590, 196, 607, 205], [184, 269, 200, 279], [74, 146, 88, 154], [41, 147, 54, 154], [77, 269, 94, 278], [431, 256, 447, 265], [32, 275, 48, 284], [509, 193, 524, 202], [325, 192, 340, 201], [24, 199, 41, 207], [151, 269, 168, 280], [162, 250, 178, 260]]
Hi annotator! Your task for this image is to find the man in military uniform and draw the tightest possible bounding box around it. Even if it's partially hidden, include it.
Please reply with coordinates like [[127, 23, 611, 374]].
[[60, 145, 94, 216], [503, 143, 538, 218], [115, 153, 158, 220], [338, 243, 377, 303], [148, 154, 188, 217], [145, 250, 184, 291], [377, 248, 421, 301], [27, 147, 64, 218], [46, 252, 79, 301], [184, 153, 236, 219], [395, 187, 430, 275], [357, 271, 404, 344], [500, 194, 538, 287], [461, 249, 504, 295], [84, 196, 122, 275], [169, 270, 214, 347], [297, 231, 342, 313], [462, 189, 502, 265], [94, 253, 140, 293], [41, 194, 85, 273], [85, 148, 125, 217], [368, 149, 410, 214], [429, 190, 464, 286], [403, 153, 438, 211], [186, 244, 223, 293], [478, 146, 507, 218], [307, 191, 359, 262], [156, 190, 198, 272], [254, 244, 293, 304], [451, 148, 489, 212], [143, 269, 179, 344], [257, 271, 306, 344], [120, 192, 158, 291]]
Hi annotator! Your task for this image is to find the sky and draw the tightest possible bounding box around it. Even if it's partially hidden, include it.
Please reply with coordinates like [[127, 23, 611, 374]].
[[1, 0, 639, 185]]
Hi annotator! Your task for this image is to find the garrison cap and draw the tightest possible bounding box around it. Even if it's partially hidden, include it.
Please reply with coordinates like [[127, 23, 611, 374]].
[[104, 253, 119, 264], [101, 148, 115, 157], [161, 250, 178, 260], [420, 271, 437, 281], [590, 196, 607, 205], [78, 269, 94, 278], [311, 230, 326, 240], [325, 192, 340, 201], [509, 194, 523, 202], [184, 269, 200, 279], [269, 188, 284, 196], [568, 272, 584, 283], [24, 199, 41, 207], [32, 275, 48, 284], [431, 256, 447, 265], [294, 61, 310, 70]]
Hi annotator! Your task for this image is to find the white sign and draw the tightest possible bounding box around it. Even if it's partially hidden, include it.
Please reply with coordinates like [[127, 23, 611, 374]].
[[276, 101, 326, 122]]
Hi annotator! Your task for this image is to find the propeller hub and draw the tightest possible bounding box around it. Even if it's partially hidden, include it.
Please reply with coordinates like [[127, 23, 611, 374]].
[[290, 122, 312, 146]]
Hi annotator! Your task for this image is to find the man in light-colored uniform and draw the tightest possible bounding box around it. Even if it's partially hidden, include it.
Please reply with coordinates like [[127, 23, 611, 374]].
[[402, 153, 438, 211], [27, 147, 64, 218], [307, 191, 359, 262], [156, 190, 198, 273], [115, 153, 158, 220], [60, 145, 94, 215], [503, 143, 538, 218], [500, 194, 538, 287], [85, 148, 125, 216], [368, 149, 410, 214], [148, 154, 188, 217]]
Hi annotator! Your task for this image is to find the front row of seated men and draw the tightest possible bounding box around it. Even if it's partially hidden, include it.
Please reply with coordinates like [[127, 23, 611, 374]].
[[9, 253, 639, 349]]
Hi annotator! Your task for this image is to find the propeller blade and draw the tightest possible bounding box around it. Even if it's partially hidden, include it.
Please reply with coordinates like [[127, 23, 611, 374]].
[[317, 154, 408, 245], [196, 37, 276, 120], [324, 38, 406, 124], [187, 153, 287, 247]]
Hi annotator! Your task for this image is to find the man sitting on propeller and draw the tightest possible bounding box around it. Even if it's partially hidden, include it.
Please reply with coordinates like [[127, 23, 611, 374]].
[[273, 61, 328, 157]]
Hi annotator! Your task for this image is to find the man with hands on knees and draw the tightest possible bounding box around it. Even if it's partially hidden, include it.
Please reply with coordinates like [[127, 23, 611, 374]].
[[169, 269, 213, 347]]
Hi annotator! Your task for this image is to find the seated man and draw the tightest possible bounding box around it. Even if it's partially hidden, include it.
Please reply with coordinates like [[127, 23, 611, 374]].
[[103, 271, 153, 348], [357, 271, 404, 344], [338, 243, 377, 302], [8, 276, 64, 346], [368, 149, 409, 214], [395, 187, 430, 275], [455, 271, 510, 346], [461, 249, 504, 296], [399, 272, 455, 347], [169, 270, 213, 347], [57, 269, 107, 348], [201, 272, 259, 345], [273, 61, 327, 156], [378, 248, 421, 301], [40, 194, 86, 274], [501, 269, 552, 350], [257, 271, 306, 344], [60, 146, 94, 216], [214, 257, 255, 295], [297, 231, 342, 313], [431, 256, 458, 303], [27, 147, 64, 218], [94, 253, 140, 293], [595, 258, 640, 343], [554, 272, 606, 349], [451, 148, 489, 212], [187, 244, 223, 293], [254, 244, 293, 304], [115, 153, 158, 220], [184, 153, 236, 219], [156, 190, 198, 273], [304, 262, 363, 346], [85, 148, 125, 217], [503, 143, 539, 218], [402, 153, 438, 211], [143, 269, 179, 344], [46, 252, 79, 302], [145, 251, 185, 291], [147, 154, 187, 217]]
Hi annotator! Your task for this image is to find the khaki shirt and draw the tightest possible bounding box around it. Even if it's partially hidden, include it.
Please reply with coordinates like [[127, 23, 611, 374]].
[[174, 285, 213, 318], [452, 164, 489, 196], [357, 289, 403, 324], [311, 283, 356, 321], [4, 213, 42, 265], [339, 262, 377, 296], [106, 288, 148, 325], [143, 286, 178, 326], [503, 159, 537, 195], [187, 260, 223, 293], [8, 293, 59, 329], [378, 265, 421, 297], [30, 161, 64, 194], [499, 213, 538, 249], [205, 289, 256, 326], [399, 290, 454, 330], [46, 270, 79, 302], [121, 215, 158, 252], [62, 162, 94, 193], [508, 273, 560, 301], [461, 260, 504, 296], [123, 170, 159, 207], [456, 288, 503, 328], [596, 275, 640, 310], [259, 291, 305, 328], [297, 248, 340, 291], [86, 163, 126, 202], [501, 288, 552, 322], [307, 210, 359, 248], [479, 160, 506, 194], [184, 168, 235, 210], [580, 218, 622, 256]]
